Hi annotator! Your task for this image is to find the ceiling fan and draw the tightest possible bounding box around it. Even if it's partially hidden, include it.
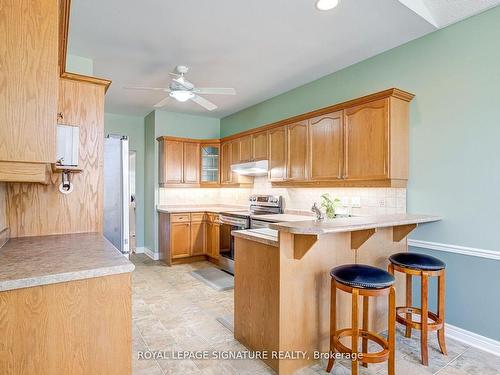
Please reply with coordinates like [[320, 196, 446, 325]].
[[124, 65, 236, 111]]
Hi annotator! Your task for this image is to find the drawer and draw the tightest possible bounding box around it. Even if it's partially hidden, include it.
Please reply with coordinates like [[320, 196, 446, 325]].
[[206, 213, 220, 223], [191, 212, 207, 222], [170, 213, 191, 223]]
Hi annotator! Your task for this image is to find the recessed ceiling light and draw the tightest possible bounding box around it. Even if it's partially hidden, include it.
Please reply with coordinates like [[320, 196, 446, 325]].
[[315, 0, 339, 11]]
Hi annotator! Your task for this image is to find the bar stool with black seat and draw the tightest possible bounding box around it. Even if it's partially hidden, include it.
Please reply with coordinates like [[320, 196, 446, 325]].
[[326, 264, 396, 375], [388, 252, 447, 366]]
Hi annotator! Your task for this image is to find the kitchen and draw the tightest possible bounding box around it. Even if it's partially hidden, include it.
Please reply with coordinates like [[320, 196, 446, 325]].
[[1, 1, 500, 375]]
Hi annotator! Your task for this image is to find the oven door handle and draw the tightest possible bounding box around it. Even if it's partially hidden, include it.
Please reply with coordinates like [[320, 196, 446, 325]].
[[220, 216, 248, 227]]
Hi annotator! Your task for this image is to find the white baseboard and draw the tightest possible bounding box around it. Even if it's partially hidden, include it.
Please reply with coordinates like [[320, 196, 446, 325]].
[[143, 247, 159, 260], [446, 323, 500, 357], [134, 247, 145, 254], [408, 239, 500, 261]]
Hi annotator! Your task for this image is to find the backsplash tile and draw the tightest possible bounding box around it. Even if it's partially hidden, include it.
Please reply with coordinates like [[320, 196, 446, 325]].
[[158, 177, 406, 215]]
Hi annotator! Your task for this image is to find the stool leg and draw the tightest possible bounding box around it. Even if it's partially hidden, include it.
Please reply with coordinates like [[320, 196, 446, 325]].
[[361, 296, 369, 368], [326, 279, 337, 373], [437, 270, 448, 355], [405, 274, 413, 338], [420, 274, 429, 366], [351, 288, 359, 375], [388, 286, 396, 375]]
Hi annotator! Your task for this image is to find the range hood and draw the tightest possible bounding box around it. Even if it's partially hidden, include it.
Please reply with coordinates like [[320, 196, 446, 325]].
[[231, 160, 269, 176]]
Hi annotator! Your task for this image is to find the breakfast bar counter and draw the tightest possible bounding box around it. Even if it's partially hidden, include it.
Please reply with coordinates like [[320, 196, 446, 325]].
[[233, 214, 440, 375]]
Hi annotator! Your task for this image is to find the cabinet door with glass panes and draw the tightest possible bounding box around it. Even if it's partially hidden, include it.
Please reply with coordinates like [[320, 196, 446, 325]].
[[200, 144, 220, 185]]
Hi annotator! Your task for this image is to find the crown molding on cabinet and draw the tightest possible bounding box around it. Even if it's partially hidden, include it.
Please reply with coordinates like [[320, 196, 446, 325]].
[[220, 88, 415, 142], [156, 136, 221, 144]]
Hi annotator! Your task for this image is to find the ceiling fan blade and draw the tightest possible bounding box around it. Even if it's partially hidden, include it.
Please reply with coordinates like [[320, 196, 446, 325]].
[[194, 88, 236, 95], [173, 77, 194, 91], [153, 97, 170, 108], [190, 95, 217, 111], [169, 72, 181, 78], [123, 86, 170, 92]]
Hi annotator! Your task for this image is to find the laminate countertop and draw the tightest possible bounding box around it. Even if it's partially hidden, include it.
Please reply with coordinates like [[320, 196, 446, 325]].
[[232, 228, 279, 247], [250, 213, 314, 222], [269, 214, 441, 235], [157, 205, 246, 214], [0, 233, 135, 292]]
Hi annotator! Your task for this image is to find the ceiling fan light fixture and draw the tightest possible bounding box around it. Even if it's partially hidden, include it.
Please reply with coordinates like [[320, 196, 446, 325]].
[[315, 0, 339, 11], [169, 90, 194, 102]]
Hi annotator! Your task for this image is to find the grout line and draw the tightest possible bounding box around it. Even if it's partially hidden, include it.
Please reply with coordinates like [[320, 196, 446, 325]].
[[433, 346, 470, 375], [134, 321, 167, 375], [133, 267, 167, 375]]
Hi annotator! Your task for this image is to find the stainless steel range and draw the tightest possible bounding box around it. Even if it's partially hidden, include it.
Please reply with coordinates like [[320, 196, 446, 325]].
[[218, 195, 283, 274]]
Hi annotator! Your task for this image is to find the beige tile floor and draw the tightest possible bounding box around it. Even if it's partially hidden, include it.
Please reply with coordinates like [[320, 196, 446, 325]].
[[131, 255, 500, 375]]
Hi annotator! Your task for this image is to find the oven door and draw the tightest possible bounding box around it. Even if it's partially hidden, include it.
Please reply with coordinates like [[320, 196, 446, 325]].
[[219, 215, 249, 274], [250, 218, 273, 229]]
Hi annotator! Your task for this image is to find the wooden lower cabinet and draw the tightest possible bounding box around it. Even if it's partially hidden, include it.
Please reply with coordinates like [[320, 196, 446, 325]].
[[0, 273, 132, 375], [159, 212, 220, 265], [171, 222, 191, 259], [190, 221, 206, 256], [206, 221, 220, 259]]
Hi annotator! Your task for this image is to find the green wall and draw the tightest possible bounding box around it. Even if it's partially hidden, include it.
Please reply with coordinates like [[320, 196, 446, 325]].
[[104, 113, 145, 248], [144, 111, 220, 252], [66, 54, 94, 76], [221, 8, 500, 340], [154, 111, 220, 139]]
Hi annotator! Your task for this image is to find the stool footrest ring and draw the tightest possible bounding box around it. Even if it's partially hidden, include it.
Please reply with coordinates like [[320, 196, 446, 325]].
[[332, 328, 390, 364], [396, 306, 443, 331]]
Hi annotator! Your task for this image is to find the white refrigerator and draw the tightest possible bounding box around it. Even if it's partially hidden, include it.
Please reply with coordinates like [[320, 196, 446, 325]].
[[103, 135, 130, 255]]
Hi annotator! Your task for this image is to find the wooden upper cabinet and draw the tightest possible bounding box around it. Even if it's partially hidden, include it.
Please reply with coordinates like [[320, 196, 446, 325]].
[[0, 0, 58, 163], [158, 138, 203, 186], [309, 111, 344, 180], [159, 140, 183, 185], [286, 121, 308, 181], [252, 131, 268, 161], [200, 144, 220, 185], [220, 142, 233, 184], [231, 140, 240, 166], [268, 126, 287, 181], [183, 142, 200, 184], [238, 136, 253, 163], [344, 99, 389, 180]]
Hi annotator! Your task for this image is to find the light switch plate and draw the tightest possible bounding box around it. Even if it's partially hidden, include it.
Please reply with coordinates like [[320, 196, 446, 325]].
[[351, 197, 361, 208]]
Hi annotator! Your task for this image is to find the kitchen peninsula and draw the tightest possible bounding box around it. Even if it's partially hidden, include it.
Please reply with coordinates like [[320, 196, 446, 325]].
[[233, 214, 440, 375]]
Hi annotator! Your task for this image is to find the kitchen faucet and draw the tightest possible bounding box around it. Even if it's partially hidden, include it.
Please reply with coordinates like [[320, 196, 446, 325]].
[[311, 203, 324, 221]]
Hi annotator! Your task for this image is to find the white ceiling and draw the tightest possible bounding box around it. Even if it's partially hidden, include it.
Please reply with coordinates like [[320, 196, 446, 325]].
[[67, 0, 499, 118]]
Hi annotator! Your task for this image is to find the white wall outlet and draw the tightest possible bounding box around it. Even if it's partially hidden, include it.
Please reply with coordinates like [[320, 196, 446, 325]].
[[351, 197, 361, 208], [341, 197, 350, 207], [378, 198, 386, 207]]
